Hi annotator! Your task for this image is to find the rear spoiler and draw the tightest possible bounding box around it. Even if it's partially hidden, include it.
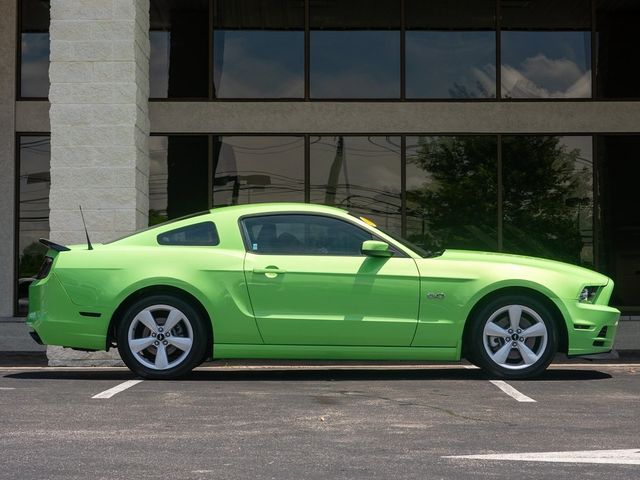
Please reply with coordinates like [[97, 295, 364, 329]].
[[39, 238, 71, 252]]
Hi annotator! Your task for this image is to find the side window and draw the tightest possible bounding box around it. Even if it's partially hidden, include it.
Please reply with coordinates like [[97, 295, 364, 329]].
[[242, 215, 375, 256], [157, 222, 220, 246]]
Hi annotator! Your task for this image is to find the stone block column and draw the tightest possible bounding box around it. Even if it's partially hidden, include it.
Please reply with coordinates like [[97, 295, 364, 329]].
[[49, 0, 150, 244], [48, 0, 150, 365]]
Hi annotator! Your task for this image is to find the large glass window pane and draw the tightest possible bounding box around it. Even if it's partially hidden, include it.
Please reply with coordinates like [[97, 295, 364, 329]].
[[406, 136, 498, 252], [150, 0, 209, 99], [214, 0, 304, 98], [17, 136, 50, 315], [149, 135, 210, 225], [405, 0, 496, 99], [213, 136, 304, 206], [500, 0, 592, 99], [502, 136, 593, 266], [310, 0, 400, 98], [596, 0, 640, 99], [20, 0, 50, 98], [310, 136, 401, 233], [597, 135, 640, 308]]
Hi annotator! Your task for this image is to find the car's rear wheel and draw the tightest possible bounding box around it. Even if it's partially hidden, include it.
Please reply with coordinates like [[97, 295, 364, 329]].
[[117, 295, 208, 379], [467, 294, 558, 379]]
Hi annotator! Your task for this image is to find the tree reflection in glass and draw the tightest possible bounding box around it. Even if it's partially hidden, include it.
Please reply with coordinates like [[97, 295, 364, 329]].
[[405, 135, 593, 266], [503, 136, 593, 266], [406, 136, 498, 252]]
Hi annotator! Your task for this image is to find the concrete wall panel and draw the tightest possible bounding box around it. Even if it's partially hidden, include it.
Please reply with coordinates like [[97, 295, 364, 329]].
[[0, 0, 17, 316]]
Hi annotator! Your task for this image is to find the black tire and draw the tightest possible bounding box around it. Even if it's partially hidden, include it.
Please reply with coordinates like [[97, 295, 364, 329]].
[[466, 294, 558, 379], [117, 294, 208, 379]]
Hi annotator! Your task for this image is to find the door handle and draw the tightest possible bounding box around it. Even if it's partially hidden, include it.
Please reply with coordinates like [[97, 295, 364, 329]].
[[252, 267, 286, 276]]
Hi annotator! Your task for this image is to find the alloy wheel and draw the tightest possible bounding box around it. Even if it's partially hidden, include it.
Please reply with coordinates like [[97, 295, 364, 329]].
[[482, 304, 548, 370], [127, 304, 194, 370]]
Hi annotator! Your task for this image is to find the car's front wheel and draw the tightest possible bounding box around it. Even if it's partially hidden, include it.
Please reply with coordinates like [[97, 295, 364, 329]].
[[117, 295, 208, 379], [467, 294, 558, 379]]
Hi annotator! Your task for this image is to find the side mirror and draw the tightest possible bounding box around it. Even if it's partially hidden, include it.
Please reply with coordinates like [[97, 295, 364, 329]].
[[361, 240, 393, 257]]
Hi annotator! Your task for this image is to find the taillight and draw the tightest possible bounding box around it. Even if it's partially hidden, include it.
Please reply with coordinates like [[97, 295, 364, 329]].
[[35, 256, 53, 280]]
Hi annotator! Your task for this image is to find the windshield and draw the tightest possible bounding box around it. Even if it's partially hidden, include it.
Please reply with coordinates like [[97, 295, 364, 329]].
[[350, 214, 443, 258]]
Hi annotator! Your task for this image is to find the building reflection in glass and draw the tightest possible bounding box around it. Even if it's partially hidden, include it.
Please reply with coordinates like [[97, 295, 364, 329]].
[[17, 136, 51, 314], [405, 136, 498, 252], [213, 136, 305, 206], [310, 136, 401, 233]]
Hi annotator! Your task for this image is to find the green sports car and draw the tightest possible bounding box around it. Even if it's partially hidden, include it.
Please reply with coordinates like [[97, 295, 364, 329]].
[[28, 203, 620, 379]]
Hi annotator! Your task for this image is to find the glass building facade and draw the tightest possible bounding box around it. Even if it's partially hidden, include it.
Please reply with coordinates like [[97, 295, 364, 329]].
[[11, 0, 640, 314]]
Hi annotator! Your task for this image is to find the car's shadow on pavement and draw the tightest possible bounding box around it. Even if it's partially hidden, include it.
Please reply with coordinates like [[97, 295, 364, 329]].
[[5, 367, 612, 382]]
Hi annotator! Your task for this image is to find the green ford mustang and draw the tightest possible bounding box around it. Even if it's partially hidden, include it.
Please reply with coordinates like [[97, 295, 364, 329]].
[[28, 203, 620, 379]]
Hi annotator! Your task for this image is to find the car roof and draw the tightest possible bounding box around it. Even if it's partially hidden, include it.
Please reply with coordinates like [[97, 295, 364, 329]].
[[208, 202, 350, 216]]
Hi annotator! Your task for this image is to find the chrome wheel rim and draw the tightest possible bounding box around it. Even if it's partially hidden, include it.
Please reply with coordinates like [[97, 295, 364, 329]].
[[127, 304, 194, 371], [482, 305, 548, 370]]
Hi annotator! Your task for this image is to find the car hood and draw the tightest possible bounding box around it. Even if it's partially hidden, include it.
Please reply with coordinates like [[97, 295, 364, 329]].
[[431, 249, 609, 284]]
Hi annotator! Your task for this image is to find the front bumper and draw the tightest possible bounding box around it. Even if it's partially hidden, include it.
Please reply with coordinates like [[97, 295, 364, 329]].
[[558, 294, 620, 356]]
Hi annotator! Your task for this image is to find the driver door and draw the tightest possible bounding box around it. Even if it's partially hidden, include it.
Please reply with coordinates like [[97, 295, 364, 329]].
[[241, 214, 420, 346]]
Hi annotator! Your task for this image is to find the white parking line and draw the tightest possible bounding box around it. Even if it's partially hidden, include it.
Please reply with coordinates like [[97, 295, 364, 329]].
[[92, 380, 143, 399], [489, 380, 536, 402], [0, 387, 15, 390]]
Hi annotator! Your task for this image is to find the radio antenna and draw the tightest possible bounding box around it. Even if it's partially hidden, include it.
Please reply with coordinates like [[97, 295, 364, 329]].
[[79, 205, 93, 250]]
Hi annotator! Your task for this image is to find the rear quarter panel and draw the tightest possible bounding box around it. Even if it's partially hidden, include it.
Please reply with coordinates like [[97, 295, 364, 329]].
[[52, 211, 263, 346]]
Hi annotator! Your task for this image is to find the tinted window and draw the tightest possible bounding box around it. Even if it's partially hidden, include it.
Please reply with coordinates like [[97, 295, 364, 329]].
[[17, 135, 51, 315], [149, 135, 209, 225], [502, 136, 593, 266], [243, 215, 374, 255], [596, 0, 640, 98], [150, 0, 209, 98], [214, 0, 304, 98], [309, 136, 402, 234], [310, 0, 400, 98], [157, 222, 220, 246], [20, 0, 50, 98], [405, 0, 496, 99], [406, 136, 498, 252], [500, 0, 592, 99], [213, 136, 304, 206]]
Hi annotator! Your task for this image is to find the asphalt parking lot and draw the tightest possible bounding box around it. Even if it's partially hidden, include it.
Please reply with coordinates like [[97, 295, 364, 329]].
[[1, 362, 638, 480]]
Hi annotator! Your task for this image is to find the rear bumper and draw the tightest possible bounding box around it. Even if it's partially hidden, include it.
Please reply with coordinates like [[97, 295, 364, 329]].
[[27, 273, 109, 351]]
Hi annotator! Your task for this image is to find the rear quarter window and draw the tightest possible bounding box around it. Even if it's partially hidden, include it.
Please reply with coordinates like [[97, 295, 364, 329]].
[[157, 222, 220, 246]]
